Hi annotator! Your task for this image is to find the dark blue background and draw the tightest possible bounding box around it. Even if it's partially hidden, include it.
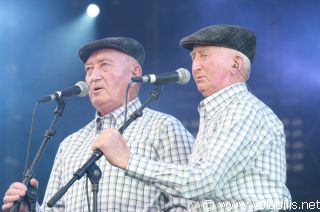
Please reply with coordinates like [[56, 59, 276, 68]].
[[1, 0, 319, 206]]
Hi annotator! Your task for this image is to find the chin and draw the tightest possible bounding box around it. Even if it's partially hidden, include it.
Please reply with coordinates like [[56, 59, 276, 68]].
[[197, 86, 205, 93], [198, 88, 210, 97], [91, 99, 103, 109]]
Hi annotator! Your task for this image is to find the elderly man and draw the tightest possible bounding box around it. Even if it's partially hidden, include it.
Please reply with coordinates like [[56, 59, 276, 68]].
[[90, 25, 292, 211], [2, 37, 195, 211]]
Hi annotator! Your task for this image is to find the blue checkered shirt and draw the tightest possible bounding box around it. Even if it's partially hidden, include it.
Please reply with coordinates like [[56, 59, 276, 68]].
[[126, 83, 292, 211], [39, 98, 195, 211]]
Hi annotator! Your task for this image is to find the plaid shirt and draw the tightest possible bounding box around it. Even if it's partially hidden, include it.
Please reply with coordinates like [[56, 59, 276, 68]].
[[126, 83, 292, 211], [40, 98, 195, 211]]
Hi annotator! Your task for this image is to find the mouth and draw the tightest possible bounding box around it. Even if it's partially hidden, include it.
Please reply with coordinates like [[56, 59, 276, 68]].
[[195, 76, 205, 81], [91, 86, 104, 94]]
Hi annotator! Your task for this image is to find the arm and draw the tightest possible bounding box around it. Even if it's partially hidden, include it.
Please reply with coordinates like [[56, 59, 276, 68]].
[[152, 117, 195, 211], [125, 111, 268, 200], [92, 116, 195, 210], [93, 103, 271, 201]]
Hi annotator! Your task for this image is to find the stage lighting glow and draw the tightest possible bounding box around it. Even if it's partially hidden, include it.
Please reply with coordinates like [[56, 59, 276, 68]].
[[86, 4, 100, 18]]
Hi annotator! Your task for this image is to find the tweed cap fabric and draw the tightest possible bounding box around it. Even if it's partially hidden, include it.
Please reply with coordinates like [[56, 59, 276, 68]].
[[78, 37, 145, 66], [179, 24, 256, 63]]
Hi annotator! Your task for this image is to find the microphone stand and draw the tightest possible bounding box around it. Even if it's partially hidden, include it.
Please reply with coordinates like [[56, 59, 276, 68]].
[[47, 85, 163, 211], [86, 162, 102, 212], [10, 99, 68, 212]]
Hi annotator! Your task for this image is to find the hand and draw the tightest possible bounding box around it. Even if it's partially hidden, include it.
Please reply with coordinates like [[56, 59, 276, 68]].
[[92, 128, 130, 169], [2, 178, 38, 212]]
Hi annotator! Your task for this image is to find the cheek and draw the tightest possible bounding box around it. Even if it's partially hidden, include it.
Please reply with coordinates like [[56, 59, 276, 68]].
[[85, 72, 96, 86], [85, 75, 90, 84], [191, 70, 196, 80], [105, 74, 127, 92], [85, 75, 92, 93]]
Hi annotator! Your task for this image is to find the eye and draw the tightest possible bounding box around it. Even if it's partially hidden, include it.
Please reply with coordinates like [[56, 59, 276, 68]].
[[100, 62, 112, 71], [200, 53, 208, 58], [85, 66, 93, 73]]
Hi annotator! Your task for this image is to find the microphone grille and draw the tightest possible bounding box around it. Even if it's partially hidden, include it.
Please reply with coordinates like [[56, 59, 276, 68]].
[[75, 81, 90, 97], [176, 68, 191, 85]]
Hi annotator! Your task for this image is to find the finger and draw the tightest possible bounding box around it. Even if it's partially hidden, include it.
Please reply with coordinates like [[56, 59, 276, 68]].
[[2, 202, 13, 212], [9, 182, 27, 191], [3, 194, 20, 208], [92, 135, 105, 149], [5, 187, 27, 197], [91, 142, 97, 151]]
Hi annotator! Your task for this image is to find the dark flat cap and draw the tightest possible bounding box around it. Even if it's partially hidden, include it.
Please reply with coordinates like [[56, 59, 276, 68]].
[[78, 37, 145, 66], [179, 24, 256, 63]]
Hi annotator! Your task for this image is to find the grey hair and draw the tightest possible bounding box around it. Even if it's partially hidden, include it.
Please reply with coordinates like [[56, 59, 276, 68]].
[[238, 51, 252, 80]]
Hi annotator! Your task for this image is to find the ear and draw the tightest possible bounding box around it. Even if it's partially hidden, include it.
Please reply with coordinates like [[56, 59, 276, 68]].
[[232, 62, 239, 69], [128, 65, 142, 98], [131, 64, 142, 77], [129, 65, 142, 88], [231, 55, 243, 74], [235, 55, 244, 68]]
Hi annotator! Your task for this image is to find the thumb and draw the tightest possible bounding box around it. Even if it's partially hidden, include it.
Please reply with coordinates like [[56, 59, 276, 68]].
[[30, 178, 39, 189]]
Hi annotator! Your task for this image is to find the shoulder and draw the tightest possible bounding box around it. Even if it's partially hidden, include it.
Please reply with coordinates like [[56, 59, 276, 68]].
[[232, 91, 283, 129], [142, 107, 185, 126], [59, 119, 95, 149]]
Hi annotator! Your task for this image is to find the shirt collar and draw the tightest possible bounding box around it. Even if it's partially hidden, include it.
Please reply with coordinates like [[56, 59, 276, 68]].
[[94, 97, 142, 130], [199, 83, 248, 116]]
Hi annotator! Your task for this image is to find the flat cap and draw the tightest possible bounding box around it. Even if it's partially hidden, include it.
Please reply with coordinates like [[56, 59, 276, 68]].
[[179, 24, 256, 63], [78, 37, 145, 66]]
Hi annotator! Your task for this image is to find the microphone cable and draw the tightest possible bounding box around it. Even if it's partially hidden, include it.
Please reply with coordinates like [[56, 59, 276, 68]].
[[120, 82, 131, 134], [23, 102, 39, 177]]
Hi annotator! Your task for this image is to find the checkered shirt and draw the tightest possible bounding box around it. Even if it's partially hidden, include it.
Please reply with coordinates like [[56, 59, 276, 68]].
[[126, 83, 292, 211], [40, 98, 195, 211]]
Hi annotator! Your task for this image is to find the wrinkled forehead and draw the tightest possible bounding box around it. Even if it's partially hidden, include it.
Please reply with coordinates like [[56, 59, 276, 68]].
[[190, 45, 238, 57], [85, 48, 131, 65]]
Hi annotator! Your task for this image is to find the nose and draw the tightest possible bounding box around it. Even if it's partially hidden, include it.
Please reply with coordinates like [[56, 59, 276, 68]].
[[87, 67, 102, 82], [192, 58, 202, 75]]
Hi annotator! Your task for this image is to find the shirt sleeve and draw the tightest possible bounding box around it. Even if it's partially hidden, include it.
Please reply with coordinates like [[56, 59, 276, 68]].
[[125, 109, 270, 201], [153, 117, 196, 211]]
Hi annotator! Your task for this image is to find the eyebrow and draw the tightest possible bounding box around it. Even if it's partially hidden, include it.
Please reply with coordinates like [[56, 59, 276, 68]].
[[85, 58, 114, 67], [190, 48, 209, 58]]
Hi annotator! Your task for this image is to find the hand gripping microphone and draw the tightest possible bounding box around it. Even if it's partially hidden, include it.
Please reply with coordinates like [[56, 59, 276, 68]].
[[37, 81, 89, 103], [131, 68, 191, 85]]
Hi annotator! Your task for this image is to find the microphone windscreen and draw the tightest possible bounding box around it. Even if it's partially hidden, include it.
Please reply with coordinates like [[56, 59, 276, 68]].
[[176, 68, 191, 85], [75, 81, 90, 97]]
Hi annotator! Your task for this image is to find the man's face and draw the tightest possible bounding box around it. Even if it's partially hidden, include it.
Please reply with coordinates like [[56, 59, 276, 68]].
[[191, 45, 235, 97], [85, 48, 135, 116]]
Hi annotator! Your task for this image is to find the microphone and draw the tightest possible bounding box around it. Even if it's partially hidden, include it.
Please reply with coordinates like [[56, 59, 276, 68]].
[[131, 68, 191, 85], [38, 81, 89, 103]]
